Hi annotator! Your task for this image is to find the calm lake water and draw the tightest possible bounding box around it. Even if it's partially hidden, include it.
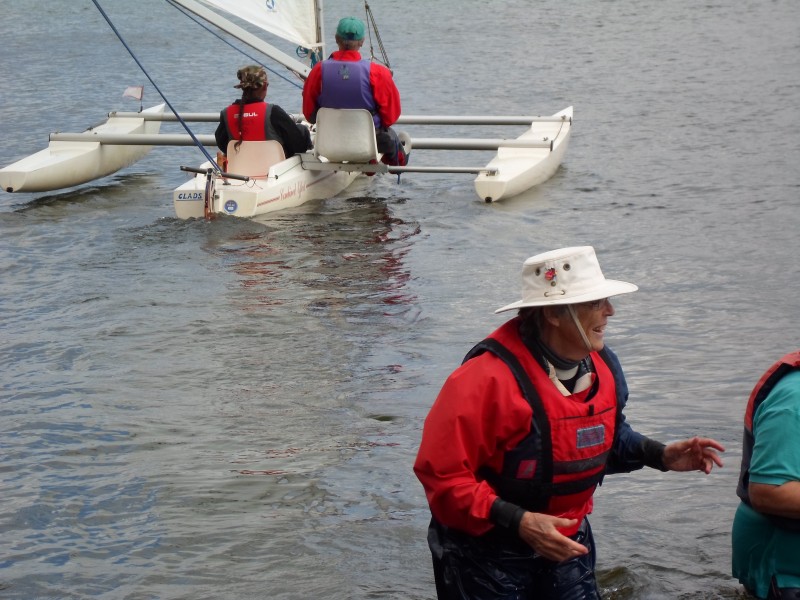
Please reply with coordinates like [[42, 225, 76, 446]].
[[1, 0, 798, 598]]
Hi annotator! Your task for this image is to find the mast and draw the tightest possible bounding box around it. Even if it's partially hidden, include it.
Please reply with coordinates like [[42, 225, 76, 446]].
[[315, 0, 326, 62]]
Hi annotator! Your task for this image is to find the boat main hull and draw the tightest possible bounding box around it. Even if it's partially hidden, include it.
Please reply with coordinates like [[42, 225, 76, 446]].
[[173, 154, 360, 219]]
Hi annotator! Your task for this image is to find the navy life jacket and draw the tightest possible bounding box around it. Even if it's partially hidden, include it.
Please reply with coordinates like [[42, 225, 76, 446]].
[[318, 59, 380, 128]]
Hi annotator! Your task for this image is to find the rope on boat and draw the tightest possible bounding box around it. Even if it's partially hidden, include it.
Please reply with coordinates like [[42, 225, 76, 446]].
[[90, 0, 220, 169], [296, 46, 323, 68], [364, 2, 392, 72], [551, 118, 567, 142], [164, 0, 304, 89]]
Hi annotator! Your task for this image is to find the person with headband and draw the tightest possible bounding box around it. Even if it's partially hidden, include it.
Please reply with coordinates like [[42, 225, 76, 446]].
[[414, 245, 725, 599], [215, 65, 312, 162], [301, 17, 409, 167]]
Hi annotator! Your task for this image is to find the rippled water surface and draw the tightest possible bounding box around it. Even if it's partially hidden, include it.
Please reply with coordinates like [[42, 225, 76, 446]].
[[1, 1, 798, 598]]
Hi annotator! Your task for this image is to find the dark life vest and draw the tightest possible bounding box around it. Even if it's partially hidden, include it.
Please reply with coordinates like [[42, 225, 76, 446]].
[[467, 320, 622, 523], [224, 102, 281, 145], [317, 59, 380, 128], [736, 350, 800, 532]]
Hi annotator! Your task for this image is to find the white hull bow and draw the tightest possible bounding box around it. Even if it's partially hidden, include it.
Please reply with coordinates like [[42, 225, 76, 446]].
[[474, 106, 572, 202], [0, 104, 166, 193]]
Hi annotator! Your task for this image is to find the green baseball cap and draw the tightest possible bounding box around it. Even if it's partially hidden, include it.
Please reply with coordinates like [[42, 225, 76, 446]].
[[336, 17, 365, 41]]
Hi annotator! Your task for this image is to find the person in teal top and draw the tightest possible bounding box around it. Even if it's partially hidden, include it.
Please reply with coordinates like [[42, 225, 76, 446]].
[[732, 351, 800, 600]]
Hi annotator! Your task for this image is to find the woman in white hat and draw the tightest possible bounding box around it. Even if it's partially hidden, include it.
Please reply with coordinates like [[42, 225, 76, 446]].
[[414, 246, 725, 599]]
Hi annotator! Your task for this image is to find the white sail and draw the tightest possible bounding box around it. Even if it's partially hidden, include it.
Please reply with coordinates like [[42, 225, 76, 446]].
[[197, 0, 321, 49]]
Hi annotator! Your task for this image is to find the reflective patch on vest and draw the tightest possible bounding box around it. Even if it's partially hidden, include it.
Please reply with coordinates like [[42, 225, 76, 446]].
[[516, 459, 537, 479], [576, 425, 605, 449], [338, 65, 350, 80]]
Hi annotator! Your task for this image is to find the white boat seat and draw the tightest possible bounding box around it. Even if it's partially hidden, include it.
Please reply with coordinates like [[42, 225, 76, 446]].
[[313, 108, 379, 163], [226, 140, 285, 177]]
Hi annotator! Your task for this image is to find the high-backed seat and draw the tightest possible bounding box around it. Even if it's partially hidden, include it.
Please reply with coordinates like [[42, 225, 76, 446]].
[[226, 140, 286, 177], [313, 108, 379, 163]]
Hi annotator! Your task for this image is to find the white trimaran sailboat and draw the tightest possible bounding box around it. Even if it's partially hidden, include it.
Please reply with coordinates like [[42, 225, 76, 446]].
[[0, 0, 573, 219]]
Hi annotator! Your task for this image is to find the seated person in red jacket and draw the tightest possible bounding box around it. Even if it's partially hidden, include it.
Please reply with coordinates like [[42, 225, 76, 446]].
[[215, 65, 311, 162], [301, 17, 409, 167]]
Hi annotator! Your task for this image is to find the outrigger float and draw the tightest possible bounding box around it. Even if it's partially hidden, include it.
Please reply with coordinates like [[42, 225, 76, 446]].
[[0, 0, 572, 219]]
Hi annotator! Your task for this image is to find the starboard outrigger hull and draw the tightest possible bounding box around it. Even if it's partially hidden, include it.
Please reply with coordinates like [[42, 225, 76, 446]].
[[474, 106, 572, 202]]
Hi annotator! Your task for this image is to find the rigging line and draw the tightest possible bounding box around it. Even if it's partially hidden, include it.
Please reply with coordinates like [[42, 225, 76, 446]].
[[164, 0, 303, 89], [364, 2, 391, 71], [90, 0, 219, 168], [552, 119, 566, 141]]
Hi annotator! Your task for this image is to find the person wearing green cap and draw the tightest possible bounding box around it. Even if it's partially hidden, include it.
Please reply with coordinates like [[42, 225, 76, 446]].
[[302, 17, 409, 166], [216, 65, 312, 161]]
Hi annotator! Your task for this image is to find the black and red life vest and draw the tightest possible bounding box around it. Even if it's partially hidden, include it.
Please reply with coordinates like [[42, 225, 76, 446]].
[[223, 101, 281, 145], [736, 350, 800, 531], [467, 320, 622, 528]]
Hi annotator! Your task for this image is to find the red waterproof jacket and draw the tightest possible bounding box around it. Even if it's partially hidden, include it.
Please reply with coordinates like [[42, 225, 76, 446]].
[[302, 50, 401, 127], [414, 318, 620, 537]]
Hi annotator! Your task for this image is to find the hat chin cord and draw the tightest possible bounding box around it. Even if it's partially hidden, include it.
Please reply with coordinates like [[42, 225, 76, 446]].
[[567, 305, 594, 353]]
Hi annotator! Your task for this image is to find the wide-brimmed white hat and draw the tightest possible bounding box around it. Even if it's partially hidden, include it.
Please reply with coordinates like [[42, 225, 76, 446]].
[[495, 246, 638, 313]]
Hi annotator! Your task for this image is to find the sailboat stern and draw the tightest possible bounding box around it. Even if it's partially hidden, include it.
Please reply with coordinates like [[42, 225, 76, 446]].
[[173, 169, 209, 219]]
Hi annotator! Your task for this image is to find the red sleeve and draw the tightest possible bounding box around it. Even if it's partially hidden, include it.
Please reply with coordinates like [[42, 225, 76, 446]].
[[413, 352, 533, 535], [369, 63, 402, 127], [302, 63, 323, 123]]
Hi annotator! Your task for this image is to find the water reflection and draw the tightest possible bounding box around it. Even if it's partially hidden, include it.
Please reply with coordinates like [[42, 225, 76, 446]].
[[199, 195, 420, 315]]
